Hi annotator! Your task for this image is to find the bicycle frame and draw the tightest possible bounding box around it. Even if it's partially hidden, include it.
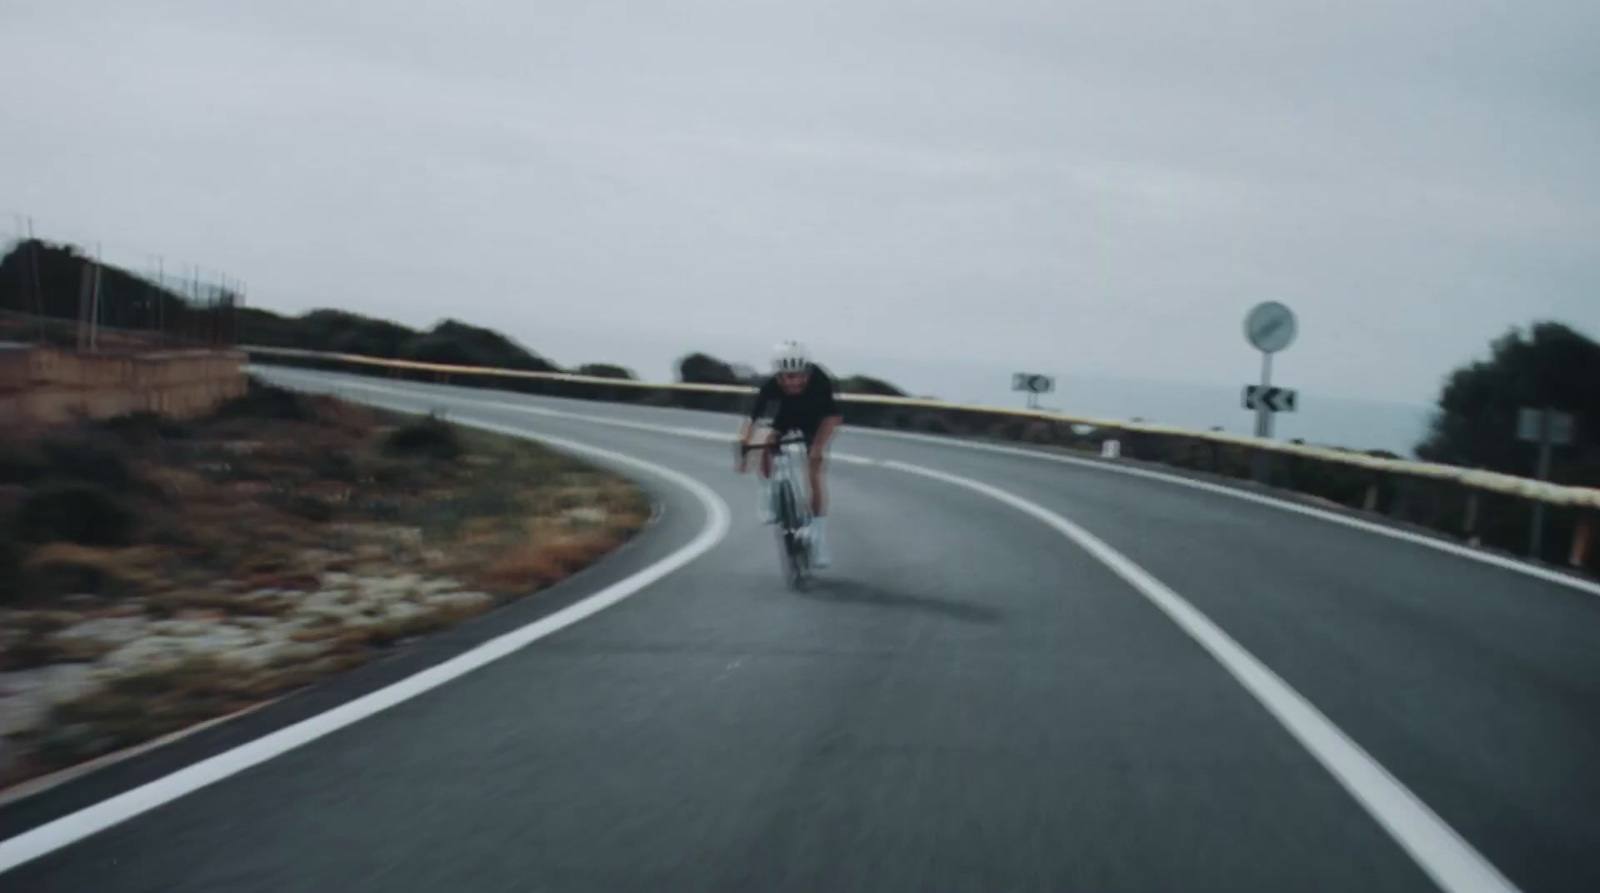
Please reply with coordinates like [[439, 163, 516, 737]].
[[746, 432, 812, 589]]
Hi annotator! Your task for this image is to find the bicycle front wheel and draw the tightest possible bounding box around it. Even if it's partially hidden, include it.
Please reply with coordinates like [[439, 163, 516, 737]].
[[774, 481, 809, 590]]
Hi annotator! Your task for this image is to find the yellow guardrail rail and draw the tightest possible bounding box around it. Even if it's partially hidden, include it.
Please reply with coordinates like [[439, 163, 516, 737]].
[[242, 344, 1600, 513]]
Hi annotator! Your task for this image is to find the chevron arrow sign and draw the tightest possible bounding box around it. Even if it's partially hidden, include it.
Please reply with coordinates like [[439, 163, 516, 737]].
[[1243, 385, 1297, 413]]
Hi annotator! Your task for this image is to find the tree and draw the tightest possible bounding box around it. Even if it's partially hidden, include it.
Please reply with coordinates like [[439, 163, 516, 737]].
[[838, 375, 907, 397], [677, 352, 741, 385], [575, 363, 637, 380], [1416, 322, 1600, 486]]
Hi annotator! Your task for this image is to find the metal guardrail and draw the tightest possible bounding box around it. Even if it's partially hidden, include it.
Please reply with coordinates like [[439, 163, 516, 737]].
[[244, 344, 1598, 570], [244, 345, 1600, 508]]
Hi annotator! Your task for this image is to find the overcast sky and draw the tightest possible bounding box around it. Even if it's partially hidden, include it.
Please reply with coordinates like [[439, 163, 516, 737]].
[[2, 0, 1596, 406]]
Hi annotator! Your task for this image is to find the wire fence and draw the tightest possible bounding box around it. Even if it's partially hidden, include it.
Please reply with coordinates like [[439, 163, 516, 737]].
[[0, 215, 244, 352]]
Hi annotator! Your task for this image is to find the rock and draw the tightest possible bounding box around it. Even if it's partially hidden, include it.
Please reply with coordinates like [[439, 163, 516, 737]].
[[98, 624, 259, 673], [565, 507, 609, 526], [0, 664, 102, 737], [380, 602, 431, 623], [225, 639, 327, 671], [50, 617, 151, 649]]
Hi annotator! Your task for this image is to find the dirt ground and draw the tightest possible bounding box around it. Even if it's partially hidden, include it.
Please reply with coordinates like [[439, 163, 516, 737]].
[[0, 379, 648, 788]]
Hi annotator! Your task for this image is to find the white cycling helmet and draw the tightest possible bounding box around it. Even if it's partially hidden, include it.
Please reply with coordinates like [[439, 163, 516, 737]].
[[772, 340, 809, 374]]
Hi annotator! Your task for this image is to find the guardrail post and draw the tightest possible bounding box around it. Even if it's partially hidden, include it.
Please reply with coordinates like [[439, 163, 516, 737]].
[[1363, 481, 1379, 513], [1463, 489, 1480, 546], [1571, 516, 1593, 569]]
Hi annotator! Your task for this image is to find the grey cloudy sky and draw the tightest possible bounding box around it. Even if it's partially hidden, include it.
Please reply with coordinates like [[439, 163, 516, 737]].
[[3, 0, 1597, 411]]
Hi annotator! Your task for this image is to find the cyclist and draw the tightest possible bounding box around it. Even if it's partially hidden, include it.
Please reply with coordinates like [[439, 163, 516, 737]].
[[736, 340, 843, 567]]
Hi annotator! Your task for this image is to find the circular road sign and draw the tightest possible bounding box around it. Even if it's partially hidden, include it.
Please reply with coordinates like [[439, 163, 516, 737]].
[[1244, 301, 1297, 354]]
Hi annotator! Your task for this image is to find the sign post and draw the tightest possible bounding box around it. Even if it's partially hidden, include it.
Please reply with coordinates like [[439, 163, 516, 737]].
[[1242, 301, 1298, 439], [1517, 407, 1576, 560], [1011, 372, 1055, 410]]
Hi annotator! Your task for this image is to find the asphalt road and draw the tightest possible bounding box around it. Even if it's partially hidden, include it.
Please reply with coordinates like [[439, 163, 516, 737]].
[[4, 368, 1598, 893]]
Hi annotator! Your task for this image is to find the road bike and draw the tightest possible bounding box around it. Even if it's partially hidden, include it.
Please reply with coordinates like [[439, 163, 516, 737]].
[[742, 433, 813, 590]]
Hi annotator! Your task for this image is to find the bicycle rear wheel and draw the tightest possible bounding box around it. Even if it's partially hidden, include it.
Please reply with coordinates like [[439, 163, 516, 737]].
[[774, 481, 809, 590]]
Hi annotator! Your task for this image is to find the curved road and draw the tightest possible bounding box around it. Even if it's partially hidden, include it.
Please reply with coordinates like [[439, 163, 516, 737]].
[[3, 368, 1598, 893]]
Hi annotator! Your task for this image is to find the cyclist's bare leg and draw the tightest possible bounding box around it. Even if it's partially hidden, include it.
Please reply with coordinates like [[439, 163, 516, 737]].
[[808, 451, 826, 517], [758, 428, 775, 479]]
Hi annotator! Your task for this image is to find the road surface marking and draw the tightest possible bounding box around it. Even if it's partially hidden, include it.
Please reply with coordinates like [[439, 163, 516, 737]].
[[884, 458, 1523, 893], [860, 429, 1600, 598], [284, 374, 879, 466], [270, 368, 1597, 596], [0, 424, 731, 876]]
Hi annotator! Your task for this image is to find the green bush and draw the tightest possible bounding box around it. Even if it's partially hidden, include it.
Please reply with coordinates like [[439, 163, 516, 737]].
[[15, 483, 135, 546]]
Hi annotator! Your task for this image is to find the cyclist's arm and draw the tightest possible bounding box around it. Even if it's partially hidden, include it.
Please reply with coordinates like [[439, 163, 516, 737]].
[[739, 379, 777, 448]]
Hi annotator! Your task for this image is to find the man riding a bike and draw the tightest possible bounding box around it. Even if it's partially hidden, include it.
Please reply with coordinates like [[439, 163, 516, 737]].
[[736, 340, 843, 567]]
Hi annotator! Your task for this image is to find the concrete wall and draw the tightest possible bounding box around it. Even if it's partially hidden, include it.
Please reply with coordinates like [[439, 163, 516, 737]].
[[0, 343, 247, 426]]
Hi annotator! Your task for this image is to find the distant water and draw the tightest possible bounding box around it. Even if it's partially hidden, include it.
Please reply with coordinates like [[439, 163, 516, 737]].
[[534, 332, 1433, 457], [853, 359, 1434, 458]]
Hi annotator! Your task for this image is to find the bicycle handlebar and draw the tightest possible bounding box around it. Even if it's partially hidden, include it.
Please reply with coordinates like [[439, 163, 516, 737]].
[[739, 434, 808, 453]]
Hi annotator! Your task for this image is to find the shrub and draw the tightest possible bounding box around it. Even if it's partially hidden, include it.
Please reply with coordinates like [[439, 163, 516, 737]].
[[39, 437, 136, 490], [575, 363, 637, 380], [100, 412, 187, 442], [311, 448, 360, 483], [215, 378, 314, 421], [0, 440, 45, 485], [286, 494, 336, 523], [15, 483, 135, 546], [22, 543, 142, 597], [383, 414, 460, 461], [0, 536, 19, 603]]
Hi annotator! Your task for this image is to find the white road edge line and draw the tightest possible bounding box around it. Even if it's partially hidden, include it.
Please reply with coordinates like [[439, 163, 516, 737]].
[[881, 458, 1521, 893], [272, 373, 880, 466], [269, 368, 1592, 597], [0, 422, 732, 876], [863, 427, 1600, 598]]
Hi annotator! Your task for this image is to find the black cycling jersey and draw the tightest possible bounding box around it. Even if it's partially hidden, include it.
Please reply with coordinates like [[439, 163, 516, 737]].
[[748, 364, 841, 442]]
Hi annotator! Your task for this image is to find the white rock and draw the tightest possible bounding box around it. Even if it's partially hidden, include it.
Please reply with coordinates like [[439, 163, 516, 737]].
[[224, 640, 327, 671], [50, 617, 151, 649], [565, 507, 609, 525], [357, 574, 421, 598], [0, 665, 100, 737], [97, 624, 259, 673], [380, 602, 431, 623]]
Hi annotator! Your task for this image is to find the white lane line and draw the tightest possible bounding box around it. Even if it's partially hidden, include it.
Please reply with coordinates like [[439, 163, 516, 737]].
[[276, 370, 1598, 597], [884, 458, 1522, 893], [863, 427, 1600, 598], [0, 425, 732, 876], [281, 373, 880, 466]]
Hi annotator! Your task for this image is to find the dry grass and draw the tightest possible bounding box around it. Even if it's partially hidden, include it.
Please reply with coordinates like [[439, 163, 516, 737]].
[[475, 508, 646, 594], [2, 382, 650, 783], [22, 544, 170, 599], [33, 656, 317, 767]]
